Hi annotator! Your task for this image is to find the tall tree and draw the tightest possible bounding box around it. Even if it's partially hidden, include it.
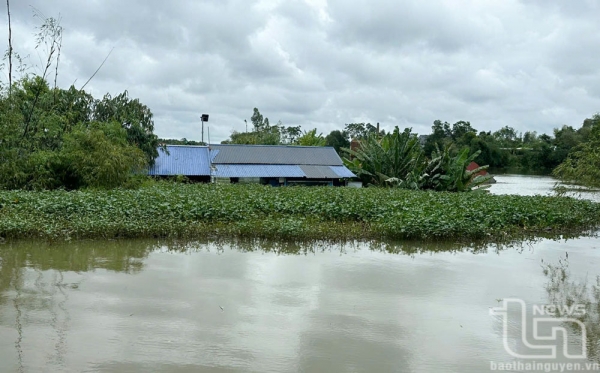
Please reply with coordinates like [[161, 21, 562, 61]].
[[93, 91, 159, 164], [553, 115, 600, 188], [223, 108, 283, 145], [493, 126, 521, 148], [344, 122, 383, 140], [280, 124, 302, 144], [325, 130, 350, 153], [251, 107, 269, 132], [423, 120, 452, 156]]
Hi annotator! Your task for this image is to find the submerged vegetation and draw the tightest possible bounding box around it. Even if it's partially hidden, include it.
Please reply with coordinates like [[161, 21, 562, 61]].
[[543, 256, 600, 362], [1, 183, 599, 241]]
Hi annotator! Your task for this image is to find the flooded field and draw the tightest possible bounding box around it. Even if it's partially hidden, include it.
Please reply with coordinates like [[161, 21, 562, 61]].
[[0, 175, 599, 372]]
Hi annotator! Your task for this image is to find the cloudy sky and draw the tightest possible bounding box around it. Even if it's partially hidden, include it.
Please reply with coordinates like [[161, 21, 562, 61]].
[[3, 0, 600, 143]]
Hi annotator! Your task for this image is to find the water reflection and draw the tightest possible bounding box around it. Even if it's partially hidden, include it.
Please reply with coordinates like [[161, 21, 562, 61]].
[[0, 235, 599, 372], [0, 240, 153, 373], [542, 255, 600, 362]]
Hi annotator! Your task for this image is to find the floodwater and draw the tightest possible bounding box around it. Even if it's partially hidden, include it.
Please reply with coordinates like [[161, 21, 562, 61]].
[[1, 176, 599, 373], [489, 174, 600, 202]]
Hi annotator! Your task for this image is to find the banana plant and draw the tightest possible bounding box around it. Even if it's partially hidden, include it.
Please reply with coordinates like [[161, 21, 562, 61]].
[[420, 144, 492, 192], [343, 127, 424, 187]]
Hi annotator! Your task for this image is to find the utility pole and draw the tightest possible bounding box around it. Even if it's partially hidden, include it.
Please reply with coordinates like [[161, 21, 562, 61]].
[[201, 114, 209, 144]]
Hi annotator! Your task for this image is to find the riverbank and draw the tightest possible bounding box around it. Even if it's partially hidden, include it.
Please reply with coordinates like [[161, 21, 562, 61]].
[[1, 183, 600, 241]]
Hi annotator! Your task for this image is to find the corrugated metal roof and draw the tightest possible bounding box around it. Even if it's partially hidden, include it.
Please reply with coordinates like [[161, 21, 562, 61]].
[[330, 166, 356, 178], [299, 165, 341, 179], [148, 145, 356, 179], [212, 164, 306, 178], [148, 145, 211, 176], [210, 145, 344, 165], [213, 164, 356, 179], [210, 149, 219, 162]]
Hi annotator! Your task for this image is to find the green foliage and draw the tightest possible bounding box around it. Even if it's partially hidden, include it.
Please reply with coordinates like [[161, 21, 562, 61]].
[[60, 123, 147, 189], [223, 108, 283, 145], [222, 108, 305, 146], [421, 118, 595, 173], [93, 91, 159, 164], [296, 128, 326, 146], [159, 138, 205, 146], [250, 107, 269, 132], [0, 15, 158, 191], [325, 130, 350, 154], [280, 125, 302, 144], [0, 184, 599, 241], [344, 127, 424, 187], [419, 145, 492, 192], [0, 77, 153, 190], [343, 122, 385, 140], [553, 115, 600, 188], [343, 127, 488, 192], [423, 120, 452, 156]]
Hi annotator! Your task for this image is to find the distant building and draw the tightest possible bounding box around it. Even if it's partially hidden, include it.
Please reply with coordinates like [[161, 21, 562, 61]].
[[149, 144, 356, 186], [467, 161, 496, 184]]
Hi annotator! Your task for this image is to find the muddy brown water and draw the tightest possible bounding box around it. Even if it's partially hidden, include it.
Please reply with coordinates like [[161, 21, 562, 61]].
[[0, 175, 599, 372]]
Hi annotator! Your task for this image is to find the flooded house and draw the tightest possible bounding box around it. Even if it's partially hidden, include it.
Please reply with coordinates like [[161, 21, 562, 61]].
[[149, 145, 356, 186]]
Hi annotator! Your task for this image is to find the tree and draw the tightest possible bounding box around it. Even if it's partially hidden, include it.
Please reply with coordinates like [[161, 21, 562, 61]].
[[553, 114, 600, 187], [468, 133, 508, 168], [59, 122, 147, 189], [451, 121, 477, 141], [523, 131, 538, 145], [280, 124, 301, 144], [344, 122, 383, 140], [493, 126, 521, 148], [0, 13, 157, 190], [424, 120, 452, 156], [93, 91, 159, 164], [325, 130, 350, 153], [159, 138, 205, 146], [223, 108, 283, 145], [251, 107, 269, 132]]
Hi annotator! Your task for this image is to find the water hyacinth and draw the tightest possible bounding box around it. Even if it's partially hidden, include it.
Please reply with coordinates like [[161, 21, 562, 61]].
[[1, 183, 600, 241]]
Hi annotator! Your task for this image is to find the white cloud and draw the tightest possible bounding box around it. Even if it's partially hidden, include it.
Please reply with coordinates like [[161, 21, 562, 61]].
[[2, 0, 599, 142]]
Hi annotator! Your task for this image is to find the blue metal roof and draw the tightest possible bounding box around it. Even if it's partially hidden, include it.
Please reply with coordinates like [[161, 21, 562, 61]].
[[330, 166, 356, 178], [212, 164, 356, 178], [299, 165, 340, 179], [212, 164, 306, 178], [148, 146, 211, 176], [148, 145, 356, 179]]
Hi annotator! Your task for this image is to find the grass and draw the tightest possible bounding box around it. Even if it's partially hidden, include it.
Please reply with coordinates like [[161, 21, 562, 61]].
[[1, 183, 600, 241]]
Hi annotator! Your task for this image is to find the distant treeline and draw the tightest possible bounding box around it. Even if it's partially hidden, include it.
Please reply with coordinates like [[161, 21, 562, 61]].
[[420, 118, 600, 173], [222, 108, 600, 187]]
